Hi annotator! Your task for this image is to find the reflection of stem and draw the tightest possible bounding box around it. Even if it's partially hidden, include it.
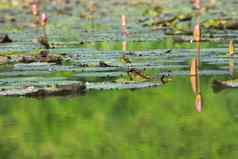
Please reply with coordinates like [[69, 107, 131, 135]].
[[195, 42, 201, 94], [195, 93, 202, 112], [190, 57, 202, 112], [122, 41, 128, 52], [193, 67, 202, 112], [229, 58, 235, 77], [195, 42, 201, 66], [196, 66, 201, 94], [229, 40, 235, 56], [192, 2, 203, 112], [190, 58, 200, 94]]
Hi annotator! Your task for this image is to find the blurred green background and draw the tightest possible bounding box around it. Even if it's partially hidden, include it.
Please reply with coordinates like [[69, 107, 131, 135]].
[[1, 76, 238, 159]]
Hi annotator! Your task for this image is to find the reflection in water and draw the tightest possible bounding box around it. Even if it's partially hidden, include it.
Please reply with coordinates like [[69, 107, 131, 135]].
[[2, 78, 238, 159], [229, 40, 236, 56], [212, 78, 238, 93], [122, 41, 128, 52], [229, 40, 236, 77], [191, 2, 203, 112], [190, 59, 199, 93], [229, 58, 235, 77], [195, 41, 201, 65], [121, 41, 132, 65], [213, 41, 237, 92], [190, 56, 202, 112]]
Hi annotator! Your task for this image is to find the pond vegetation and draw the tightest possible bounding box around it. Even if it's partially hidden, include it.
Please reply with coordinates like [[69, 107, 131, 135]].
[[0, 0, 238, 158]]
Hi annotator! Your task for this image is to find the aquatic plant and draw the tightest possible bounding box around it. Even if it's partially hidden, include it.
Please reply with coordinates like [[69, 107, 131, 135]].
[[127, 68, 151, 81], [31, 3, 39, 16], [39, 13, 50, 49], [41, 13, 48, 30], [229, 40, 236, 56], [193, 23, 201, 42], [31, 1, 40, 25], [121, 54, 131, 64], [121, 15, 129, 37], [192, 0, 201, 9]]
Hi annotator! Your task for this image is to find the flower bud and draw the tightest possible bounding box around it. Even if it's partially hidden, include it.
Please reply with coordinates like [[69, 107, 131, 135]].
[[31, 3, 38, 16], [192, 0, 201, 9], [41, 13, 48, 27]]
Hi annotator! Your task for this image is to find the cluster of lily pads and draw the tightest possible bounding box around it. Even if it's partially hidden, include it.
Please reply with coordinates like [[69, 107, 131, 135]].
[[0, 0, 237, 97]]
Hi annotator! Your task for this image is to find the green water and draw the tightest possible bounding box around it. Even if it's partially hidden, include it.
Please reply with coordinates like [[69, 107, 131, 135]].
[[1, 76, 238, 159], [1, 0, 238, 158]]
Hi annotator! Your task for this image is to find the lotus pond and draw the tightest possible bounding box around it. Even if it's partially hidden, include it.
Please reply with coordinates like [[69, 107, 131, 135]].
[[0, 0, 238, 158]]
